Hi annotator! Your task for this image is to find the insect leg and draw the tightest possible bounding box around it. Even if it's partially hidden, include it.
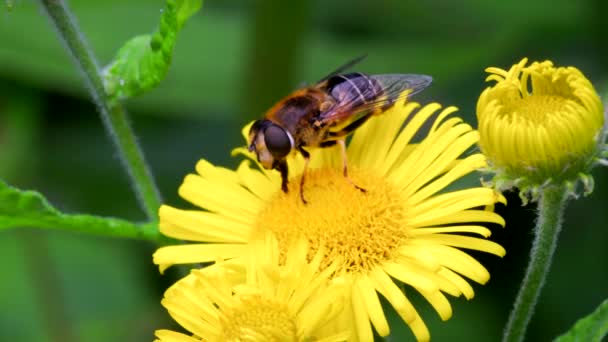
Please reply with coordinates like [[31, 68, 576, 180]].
[[338, 139, 366, 193], [325, 112, 373, 138], [277, 160, 289, 193], [319, 140, 337, 148], [298, 147, 311, 204]]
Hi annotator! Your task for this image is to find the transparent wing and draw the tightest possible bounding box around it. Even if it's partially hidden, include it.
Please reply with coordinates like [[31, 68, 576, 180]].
[[316, 55, 367, 83], [315, 73, 432, 127]]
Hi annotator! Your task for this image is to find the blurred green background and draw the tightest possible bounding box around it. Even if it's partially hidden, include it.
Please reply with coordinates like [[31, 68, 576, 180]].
[[1, 0, 607, 341]]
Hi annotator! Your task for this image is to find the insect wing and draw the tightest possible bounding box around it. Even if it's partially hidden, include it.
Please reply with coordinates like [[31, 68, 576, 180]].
[[372, 73, 432, 101], [316, 73, 432, 127], [317, 55, 368, 83]]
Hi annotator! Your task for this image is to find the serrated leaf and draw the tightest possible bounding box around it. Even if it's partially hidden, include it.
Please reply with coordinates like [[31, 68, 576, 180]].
[[555, 299, 608, 342], [0, 179, 160, 241], [103, 0, 203, 101]]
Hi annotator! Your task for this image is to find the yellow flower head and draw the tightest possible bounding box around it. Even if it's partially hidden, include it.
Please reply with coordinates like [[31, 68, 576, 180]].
[[155, 233, 349, 342], [477, 58, 604, 197], [154, 99, 506, 341]]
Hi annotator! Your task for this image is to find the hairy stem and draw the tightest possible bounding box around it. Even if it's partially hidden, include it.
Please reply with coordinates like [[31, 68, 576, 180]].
[[502, 185, 568, 342], [39, 0, 162, 221]]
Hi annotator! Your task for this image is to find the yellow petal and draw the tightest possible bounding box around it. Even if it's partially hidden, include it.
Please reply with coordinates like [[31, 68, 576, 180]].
[[392, 121, 473, 192], [407, 244, 492, 284], [438, 267, 475, 300], [179, 174, 261, 221], [382, 262, 439, 293], [414, 234, 506, 257], [357, 102, 417, 173], [412, 209, 505, 228], [159, 205, 252, 243], [429, 106, 459, 133], [416, 290, 452, 321], [396, 245, 440, 271], [154, 329, 199, 342], [351, 282, 374, 342], [405, 153, 486, 205], [153, 244, 245, 272], [315, 332, 352, 342], [356, 275, 390, 336], [380, 103, 440, 175], [236, 160, 279, 200], [410, 188, 503, 225], [195, 159, 240, 184], [368, 268, 415, 323], [408, 316, 431, 342], [410, 225, 492, 238]]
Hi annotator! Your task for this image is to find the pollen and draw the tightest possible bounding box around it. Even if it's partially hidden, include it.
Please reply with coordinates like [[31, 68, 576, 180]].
[[219, 295, 297, 341], [255, 167, 408, 274]]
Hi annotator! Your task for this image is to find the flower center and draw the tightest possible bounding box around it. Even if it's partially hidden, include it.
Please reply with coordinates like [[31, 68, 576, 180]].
[[220, 295, 297, 342], [255, 167, 408, 274], [499, 95, 573, 125]]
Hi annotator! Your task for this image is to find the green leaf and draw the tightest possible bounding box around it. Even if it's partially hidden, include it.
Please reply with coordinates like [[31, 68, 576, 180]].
[[0, 180, 59, 220], [175, 0, 202, 30], [0, 179, 161, 241], [555, 299, 608, 342], [102, 0, 203, 101]]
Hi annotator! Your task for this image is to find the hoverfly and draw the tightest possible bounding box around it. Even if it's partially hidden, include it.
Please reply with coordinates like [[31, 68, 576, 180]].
[[248, 56, 432, 203]]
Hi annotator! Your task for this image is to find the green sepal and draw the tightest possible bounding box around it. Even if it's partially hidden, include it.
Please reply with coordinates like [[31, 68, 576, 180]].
[[0, 179, 161, 241], [555, 299, 608, 342], [103, 0, 203, 102]]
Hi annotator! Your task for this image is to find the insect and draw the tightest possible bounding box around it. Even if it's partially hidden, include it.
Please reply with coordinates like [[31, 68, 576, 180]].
[[248, 56, 432, 203]]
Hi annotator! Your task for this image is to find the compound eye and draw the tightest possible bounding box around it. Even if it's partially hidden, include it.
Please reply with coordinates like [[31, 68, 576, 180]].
[[248, 120, 264, 150], [264, 124, 292, 159]]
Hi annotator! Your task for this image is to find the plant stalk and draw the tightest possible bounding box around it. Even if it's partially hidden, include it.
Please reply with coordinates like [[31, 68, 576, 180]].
[[39, 0, 162, 221], [502, 185, 568, 342]]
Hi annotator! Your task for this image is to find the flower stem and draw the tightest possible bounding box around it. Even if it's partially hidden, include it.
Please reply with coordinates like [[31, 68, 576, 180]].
[[39, 0, 162, 220], [502, 185, 568, 342]]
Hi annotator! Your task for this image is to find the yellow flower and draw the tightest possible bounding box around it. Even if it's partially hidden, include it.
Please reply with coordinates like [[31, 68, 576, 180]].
[[155, 233, 349, 342], [477, 58, 604, 197], [154, 99, 506, 341]]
